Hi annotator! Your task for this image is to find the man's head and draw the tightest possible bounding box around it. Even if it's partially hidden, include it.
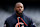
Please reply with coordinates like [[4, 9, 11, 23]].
[[14, 2, 24, 15]]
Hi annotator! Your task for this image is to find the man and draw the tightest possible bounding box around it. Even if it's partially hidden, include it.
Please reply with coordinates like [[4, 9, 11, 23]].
[[4, 2, 36, 27]]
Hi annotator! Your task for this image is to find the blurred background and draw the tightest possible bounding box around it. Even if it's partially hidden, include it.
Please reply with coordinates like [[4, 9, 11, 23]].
[[0, 0, 40, 27]]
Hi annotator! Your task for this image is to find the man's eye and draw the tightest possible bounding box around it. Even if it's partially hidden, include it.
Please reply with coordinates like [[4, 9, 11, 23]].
[[17, 7, 22, 8], [21, 7, 22, 8], [17, 7, 19, 8]]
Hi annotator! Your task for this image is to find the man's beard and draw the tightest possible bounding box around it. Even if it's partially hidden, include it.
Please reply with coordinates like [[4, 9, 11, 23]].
[[16, 10, 23, 16]]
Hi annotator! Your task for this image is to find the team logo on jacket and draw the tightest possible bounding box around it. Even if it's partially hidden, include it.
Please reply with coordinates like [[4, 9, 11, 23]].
[[15, 22, 24, 27]]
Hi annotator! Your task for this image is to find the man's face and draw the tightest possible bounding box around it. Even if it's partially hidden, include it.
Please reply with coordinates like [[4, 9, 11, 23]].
[[14, 3, 24, 14]]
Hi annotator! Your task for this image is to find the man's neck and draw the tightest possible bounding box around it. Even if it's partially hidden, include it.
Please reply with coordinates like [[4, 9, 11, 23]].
[[16, 13, 23, 17]]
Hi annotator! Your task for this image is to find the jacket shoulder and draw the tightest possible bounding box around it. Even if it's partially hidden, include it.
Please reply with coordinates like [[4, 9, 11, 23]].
[[24, 15, 32, 23], [5, 13, 15, 23]]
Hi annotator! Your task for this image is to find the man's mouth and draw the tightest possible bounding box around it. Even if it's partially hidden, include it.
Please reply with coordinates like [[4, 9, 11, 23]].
[[19, 9, 21, 11]]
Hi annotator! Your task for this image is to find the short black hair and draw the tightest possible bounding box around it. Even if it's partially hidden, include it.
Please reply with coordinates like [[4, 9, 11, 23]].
[[14, 2, 24, 8]]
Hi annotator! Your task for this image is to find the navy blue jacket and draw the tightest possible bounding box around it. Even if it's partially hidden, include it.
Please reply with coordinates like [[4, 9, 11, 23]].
[[4, 12, 36, 27]]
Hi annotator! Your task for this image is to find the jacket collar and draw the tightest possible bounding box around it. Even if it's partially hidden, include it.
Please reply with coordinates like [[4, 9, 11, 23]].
[[13, 12, 25, 19]]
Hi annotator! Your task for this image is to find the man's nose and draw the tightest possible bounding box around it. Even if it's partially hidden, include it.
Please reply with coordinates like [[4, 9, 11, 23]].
[[19, 8, 21, 10], [19, 8, 21, 9]]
